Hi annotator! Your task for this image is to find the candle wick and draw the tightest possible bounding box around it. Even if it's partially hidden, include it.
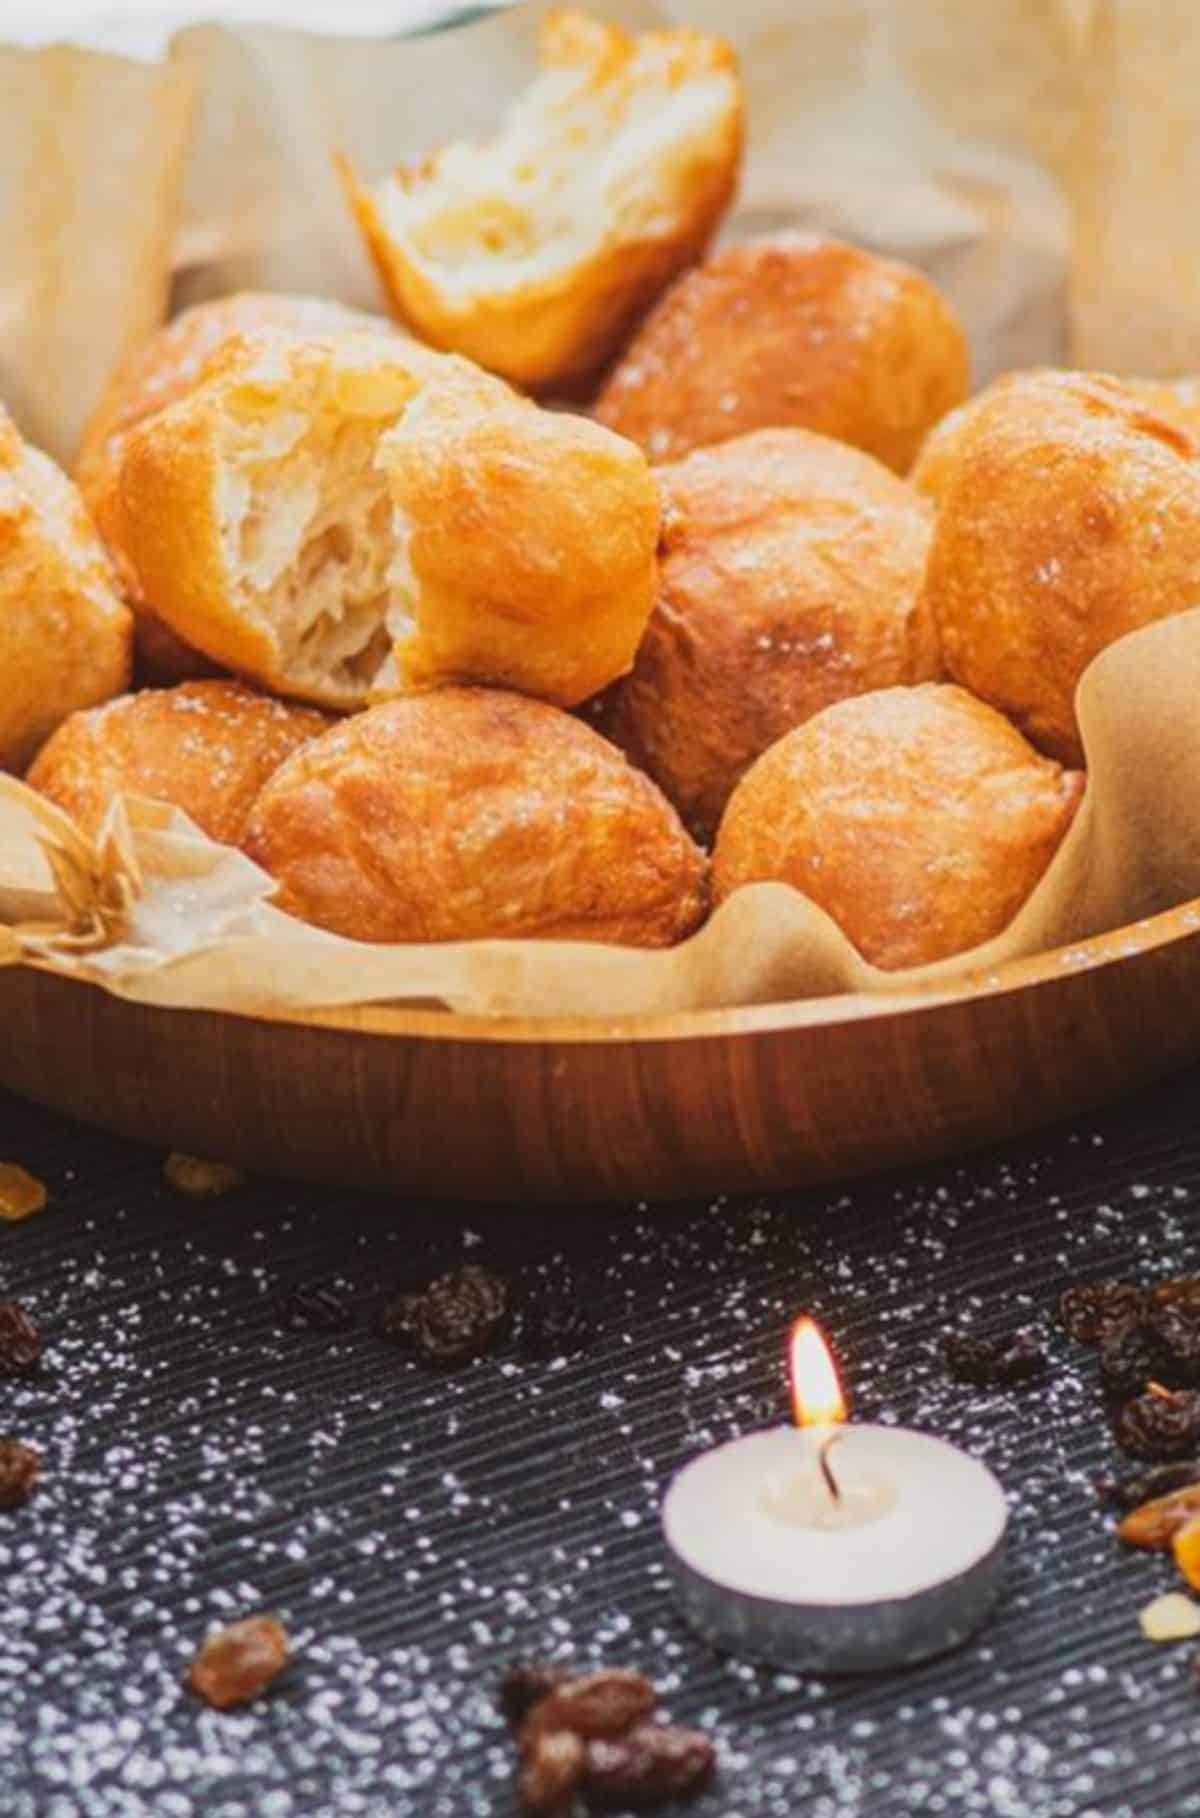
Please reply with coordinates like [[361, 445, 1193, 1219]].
[[819, 1431, 844, 1505]]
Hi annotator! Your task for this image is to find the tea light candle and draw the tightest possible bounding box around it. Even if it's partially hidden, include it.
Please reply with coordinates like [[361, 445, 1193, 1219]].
[[661, 1319, 1008, 1671]]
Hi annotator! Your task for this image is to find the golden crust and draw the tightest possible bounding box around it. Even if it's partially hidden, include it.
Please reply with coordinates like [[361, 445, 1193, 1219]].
[[27, 680, 332, 846], [713, 683, 1084, 971], [77, 292, 398, 684], [339, 10, 742, 390], [382, 384, 660, 706], [243, 687, 709, 947], [604, 429, 938, 837], [593, 233, 969, 471], [920, 369, 1200, 765], [114, 356, 280, 692], [0, 408, 132, 774], [109, 331, 658, 713], [912, 369, 1200, 504], [1126, 375, 1200, 439], [909, 397, 972, 501]]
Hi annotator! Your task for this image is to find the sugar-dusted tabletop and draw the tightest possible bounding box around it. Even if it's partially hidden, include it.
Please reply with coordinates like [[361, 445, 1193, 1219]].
[[2, 1070, 1200, 1816]]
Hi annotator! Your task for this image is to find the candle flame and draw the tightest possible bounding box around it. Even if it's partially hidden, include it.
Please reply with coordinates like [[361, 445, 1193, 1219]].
[[789, 1317, 847, 1428]]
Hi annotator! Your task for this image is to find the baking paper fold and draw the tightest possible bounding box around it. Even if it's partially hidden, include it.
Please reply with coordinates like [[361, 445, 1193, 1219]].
[[1, 0, 1200, 1020], [0, 605, 1198, 1020]]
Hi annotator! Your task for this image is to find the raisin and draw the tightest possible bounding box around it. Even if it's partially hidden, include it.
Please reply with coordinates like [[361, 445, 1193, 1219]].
[[278, 1283, 354, 1333], [943, 1329, 1047, 1389], [1114, 1388, 1200, 1460], [186, 1614, 291, 1708], [519, 1730, 585, 1816], [523, 1671, 657, 1749], [0, 1438, 41, 1509], [1148, 1304, 1200, 1384], [1140, 1590, 1200, 1641], [1098, 1324, 1160, 1399], [377, 1265, 508, 1365], [0, 1165, 46, 1223], [1175, 1518, 1200, 1590], [583, 1724, 717, 1812], [516, 1269, 592, 1360], [499, 1662, 572, 1732], [1153, 1280, 1200, 1315], [1096, 1460, 1200, 1511], [1118, 1480, 1200, 1549], [163, 1153, 246, 1199], [1058, 1282, 1147, 1345], [0, 1304, 42, 1376]]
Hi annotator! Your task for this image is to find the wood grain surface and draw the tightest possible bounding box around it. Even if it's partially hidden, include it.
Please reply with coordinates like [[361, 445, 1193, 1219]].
[[3, 901, 1200, 1201]]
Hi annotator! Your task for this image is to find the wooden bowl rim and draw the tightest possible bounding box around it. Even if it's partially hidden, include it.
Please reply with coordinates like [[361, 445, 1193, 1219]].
[[148, 892, 1200, 1048]]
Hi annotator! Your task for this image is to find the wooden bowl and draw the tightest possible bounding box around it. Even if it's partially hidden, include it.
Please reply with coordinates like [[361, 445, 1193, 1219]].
[[1, 899, 1199, 1202]]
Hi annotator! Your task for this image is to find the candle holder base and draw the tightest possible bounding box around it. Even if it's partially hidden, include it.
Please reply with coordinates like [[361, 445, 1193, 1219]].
[[669, 1532, 1006, 1673]]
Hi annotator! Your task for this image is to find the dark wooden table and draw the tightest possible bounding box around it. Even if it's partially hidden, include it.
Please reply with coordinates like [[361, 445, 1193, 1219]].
[[3, 1070, 1200, 1817]]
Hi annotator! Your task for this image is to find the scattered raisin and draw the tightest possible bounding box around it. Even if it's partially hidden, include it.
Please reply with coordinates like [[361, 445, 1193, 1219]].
[[1114, 1388, 1200, 1460], [1148, 1304, 1200, 1384], [0, 1164, 46, 1222], [499, 1662, 572, 1732], [377, 1265, 508, 1365], [0, 1303, 42, 1376], [278, 1283, 354, 1333], [164, 1153, 246, 1200], [1118, 1480, 1200, 1549], [1175, 1517, 1200, 1589], [583, 1724, 717, 1812], [516, 1269, 592, 1360], [1139, 1590, 1200, 1642], [1098, 1324, 1160, 1400], [519, 1729, 585, 1816], [1153, 1279, 1200, 1315], [943, 1329, 1047, 1389], [1058, 1282, 1146, 1345], [187, 1614, 291, 1708], [0, 1438, 41, 1508], [504, 1663, 714, 1816], [1096, 1460, 1200, 1510], [523, 1671, 657, 1749]]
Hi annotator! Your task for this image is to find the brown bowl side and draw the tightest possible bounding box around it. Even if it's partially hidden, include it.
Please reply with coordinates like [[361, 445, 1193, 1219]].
[[1, 903, 1199, 1202]]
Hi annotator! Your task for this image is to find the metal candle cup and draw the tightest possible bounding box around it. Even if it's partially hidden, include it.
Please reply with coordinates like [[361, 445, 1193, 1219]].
[[661, 1320, 1008, 1672]]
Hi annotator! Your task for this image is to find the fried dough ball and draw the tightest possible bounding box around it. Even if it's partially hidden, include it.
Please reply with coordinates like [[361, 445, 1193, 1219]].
[[76, 291, 400, 683], [605, 428, 938, 836], [713, 683, 1084, 970], [107, 333, 659, 714], [920, 369, 1200, 764], [0, 407, 131, 772], [340, 10, 742, 390], [27, 681, 332, 845], [243, 687, 709, 946], [594, 232, 968, 471]]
